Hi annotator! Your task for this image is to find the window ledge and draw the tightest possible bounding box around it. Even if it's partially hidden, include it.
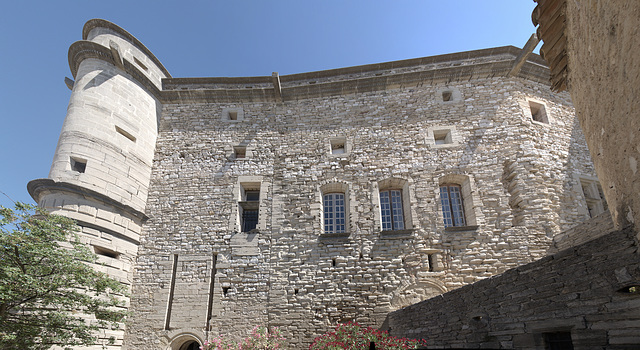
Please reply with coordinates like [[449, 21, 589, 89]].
[[444, 225, 479, 232], [380, 229, 414, 239], [531, 119, 550, 127], [319, 232, 350, 239], [239, 229, 260, 235], [431, 143, 460, 149]]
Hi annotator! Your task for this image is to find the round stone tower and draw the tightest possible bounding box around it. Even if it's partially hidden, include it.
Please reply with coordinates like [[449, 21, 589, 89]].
[[27, 19, 170, 349]]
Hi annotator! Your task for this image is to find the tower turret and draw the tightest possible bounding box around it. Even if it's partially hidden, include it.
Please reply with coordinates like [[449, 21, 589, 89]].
[[27, 19, 169, 349]]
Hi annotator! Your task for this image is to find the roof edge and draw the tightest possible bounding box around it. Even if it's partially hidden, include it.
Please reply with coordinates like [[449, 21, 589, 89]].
[[82, 18, 172, 78]]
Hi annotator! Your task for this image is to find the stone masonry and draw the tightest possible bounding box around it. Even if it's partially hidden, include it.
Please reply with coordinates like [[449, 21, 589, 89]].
[[387, 226, 640, 348], [28, 19, 605, 349]]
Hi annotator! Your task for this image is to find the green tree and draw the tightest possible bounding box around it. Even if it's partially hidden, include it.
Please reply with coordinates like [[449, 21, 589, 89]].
[[0, 203, 127, 350]]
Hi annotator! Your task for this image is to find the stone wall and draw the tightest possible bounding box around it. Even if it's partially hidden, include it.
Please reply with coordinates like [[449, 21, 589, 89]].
[[387, 226, 640, 349], [125, 69, 598, 348], [564, 0, 640, 231], [550, 210, 615, 253]]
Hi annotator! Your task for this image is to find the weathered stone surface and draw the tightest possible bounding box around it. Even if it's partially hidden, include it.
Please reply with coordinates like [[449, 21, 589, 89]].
[[387, 227, 640, 349], [31, 19, 606, 350]]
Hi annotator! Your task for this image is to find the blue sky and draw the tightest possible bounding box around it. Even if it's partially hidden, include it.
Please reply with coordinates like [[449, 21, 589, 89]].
[[0, 1, 538, 207]]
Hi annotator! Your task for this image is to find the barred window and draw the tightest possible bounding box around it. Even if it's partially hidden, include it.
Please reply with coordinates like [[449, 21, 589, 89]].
[[323, 193, 346, 233], [240, 189, 260, 232], [440, 184, 466, 227], [380, 189, 405, 231]]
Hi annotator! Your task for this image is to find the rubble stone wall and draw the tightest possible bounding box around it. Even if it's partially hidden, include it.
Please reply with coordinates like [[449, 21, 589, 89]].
[[387, 226, 640, 349], [125, 75, 598, 348]]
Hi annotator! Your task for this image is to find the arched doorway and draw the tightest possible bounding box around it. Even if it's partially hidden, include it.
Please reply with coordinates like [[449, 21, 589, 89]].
[[179, 340, 200, 350]]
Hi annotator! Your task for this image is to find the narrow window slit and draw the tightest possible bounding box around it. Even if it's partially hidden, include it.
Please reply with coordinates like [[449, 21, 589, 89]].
[[94, 246, 119, 259], [133, 57, 148, 71], [116, 126, 136, 142], [427, 254, 434, 272], [164, 254, 178, 330]]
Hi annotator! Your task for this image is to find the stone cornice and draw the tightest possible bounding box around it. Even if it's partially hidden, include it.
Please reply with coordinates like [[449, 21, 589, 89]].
[[67, 35, 552, 104], [27, 179, 149, 222], [160, 46, 551, 103], [82, 18, 172, 78], [68, 40, 163, 100]]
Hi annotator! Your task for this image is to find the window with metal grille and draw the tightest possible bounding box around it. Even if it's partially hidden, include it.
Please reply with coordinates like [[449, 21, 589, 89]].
[[240, 189, 260, 232], [440, 184, 466, 227], [241, 209, 258, 232], [324, 193, 346, 233], [380, 190, 405, 231]]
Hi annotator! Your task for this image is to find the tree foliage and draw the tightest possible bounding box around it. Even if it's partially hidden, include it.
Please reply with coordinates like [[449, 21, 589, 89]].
[[0, 203, 127, 350]]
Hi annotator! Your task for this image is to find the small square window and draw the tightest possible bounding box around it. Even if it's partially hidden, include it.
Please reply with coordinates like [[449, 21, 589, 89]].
[[234, 146, 246, 159], [442, 91, 453, 102], [433, 129, 452, 145], [329, 137, 348, 155], [529, 101, 548, 123], [222, 108, 244, 122], [70, 157, 86, 173]]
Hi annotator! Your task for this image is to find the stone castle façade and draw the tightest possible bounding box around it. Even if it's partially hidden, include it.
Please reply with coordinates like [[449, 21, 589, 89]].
[[28, 19, 606, 349]]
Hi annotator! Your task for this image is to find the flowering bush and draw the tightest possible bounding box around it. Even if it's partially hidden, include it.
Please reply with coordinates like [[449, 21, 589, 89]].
[[309, 322, 427, 350], [201, 325, 287, 350]]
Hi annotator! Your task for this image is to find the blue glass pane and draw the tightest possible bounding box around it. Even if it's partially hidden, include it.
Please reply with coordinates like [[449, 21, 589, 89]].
[[324, 193, 346, 233], [380, 191, 392, 231], [390, 190, 404, 230]]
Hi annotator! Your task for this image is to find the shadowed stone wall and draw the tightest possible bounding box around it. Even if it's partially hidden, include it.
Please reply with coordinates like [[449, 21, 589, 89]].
[[387, 227, 640, 349]]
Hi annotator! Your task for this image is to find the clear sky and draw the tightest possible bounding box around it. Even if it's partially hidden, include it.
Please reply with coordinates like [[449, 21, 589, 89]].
[[0, 1, 539, 207]]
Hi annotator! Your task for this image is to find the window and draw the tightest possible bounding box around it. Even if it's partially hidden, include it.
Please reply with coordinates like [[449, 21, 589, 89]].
[[440, 184, 466, 228], [437, 174, 480, 229], [329, 137, 348, 155], [578, 176, 607, 218], [133, 57, 148, 72], [70, 157, 86, 173], [428, 126, 458, 148], [94, 246, 119, 259], [377, 178, 412, 232], [437, 87, 460, 103], [221, 107, 244, 122], [318, 182, 350, 236], [529, 100, 549, 123], [433, 129, 452, 145], [380, 190, 405, 231], [239, 186, 260, 232], [323, 193, 346, 233], [234, 146, 246, 159], [115, 125, 136, 142]]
